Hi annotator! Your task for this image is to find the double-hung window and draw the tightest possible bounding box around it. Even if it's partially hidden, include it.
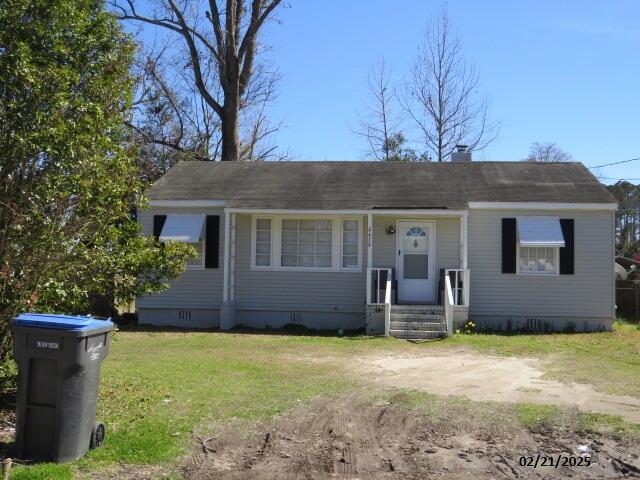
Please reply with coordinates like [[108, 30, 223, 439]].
[[519, 246, 557, 274], [341, 219, 359, 268], [516, 216, 564, 275], [252, 216, 361, 271], [255, 218, 272, 266], [281, 219, 333, 267]]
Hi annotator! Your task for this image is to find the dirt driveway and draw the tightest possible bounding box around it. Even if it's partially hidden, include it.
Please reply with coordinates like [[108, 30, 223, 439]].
[[183, 347, 640, 479], [184, 394, 640, 479], [359, 350, 640, 423]]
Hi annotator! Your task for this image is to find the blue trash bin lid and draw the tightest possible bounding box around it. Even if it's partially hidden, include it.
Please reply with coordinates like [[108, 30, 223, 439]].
[[13, 313, 113, 331]]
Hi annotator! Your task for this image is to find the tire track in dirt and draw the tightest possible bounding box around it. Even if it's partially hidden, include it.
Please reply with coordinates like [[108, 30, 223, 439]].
[[183, 394, 640, 479]]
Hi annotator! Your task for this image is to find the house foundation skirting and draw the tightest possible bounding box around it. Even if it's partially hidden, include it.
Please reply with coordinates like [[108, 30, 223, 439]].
[[224, 307, 365, 331], [138, 308, 220, 329], [471, 315, 613, 333], [365, 305, 386, 335], [452, 306, 469, 329], [220, 301, 236, 330], [137, 307, 613, 334]]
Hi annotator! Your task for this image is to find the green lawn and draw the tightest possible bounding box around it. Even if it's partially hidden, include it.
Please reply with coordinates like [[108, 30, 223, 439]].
[[9, 321, 640, 479], [385, 389, 640, 438], [11, 332, 378, 479]]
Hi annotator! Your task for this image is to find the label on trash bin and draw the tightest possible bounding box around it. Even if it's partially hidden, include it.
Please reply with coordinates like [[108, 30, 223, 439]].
[[36, 340, 60, 350], [87, 336, 105, 361], [29, 333, 62, 351]]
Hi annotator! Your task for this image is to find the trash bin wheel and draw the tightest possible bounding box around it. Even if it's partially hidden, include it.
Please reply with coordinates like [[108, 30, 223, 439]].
[[90, 422, 105, 450]]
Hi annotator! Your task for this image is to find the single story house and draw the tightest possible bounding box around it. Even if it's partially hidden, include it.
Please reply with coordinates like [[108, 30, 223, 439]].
[[137, 160, 617, 338]]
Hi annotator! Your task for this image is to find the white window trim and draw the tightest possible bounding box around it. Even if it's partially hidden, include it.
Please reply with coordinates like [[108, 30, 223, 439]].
[[340, 216, 363, 272], [250, 214, 363, 272], [251, 216, 274, 269], [516, 245, 559, 276]]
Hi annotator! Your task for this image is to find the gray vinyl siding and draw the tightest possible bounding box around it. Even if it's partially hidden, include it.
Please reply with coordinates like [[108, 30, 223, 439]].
[[233, 214, 367, 313], [467, 209, 615, 320], [372, 216, 461, 273], [137, 205, 613, 326], [137, 207, 224, 309]]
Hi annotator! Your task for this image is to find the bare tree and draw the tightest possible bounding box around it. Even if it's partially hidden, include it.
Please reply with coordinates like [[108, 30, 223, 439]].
[[238, 64, 287, 161], [354, 58, 424, 161], [404, 7, 499, 161], [129, 45, 284, 178], [355, 58, 396, 161], [525, 142, 572, 162], [112, 0, 283, 162], [129, 49, 219, 179]]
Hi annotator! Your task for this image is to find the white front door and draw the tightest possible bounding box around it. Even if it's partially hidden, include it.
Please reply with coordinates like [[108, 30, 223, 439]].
[[397, 221, 435, 303]]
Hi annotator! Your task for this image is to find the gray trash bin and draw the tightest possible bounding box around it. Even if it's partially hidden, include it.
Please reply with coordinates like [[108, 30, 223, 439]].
[[10, 313, 114, 463]]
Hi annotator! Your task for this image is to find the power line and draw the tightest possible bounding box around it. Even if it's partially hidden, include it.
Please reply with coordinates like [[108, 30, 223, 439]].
[[598, 177, 640, 181], [588, 157, 640, 169]]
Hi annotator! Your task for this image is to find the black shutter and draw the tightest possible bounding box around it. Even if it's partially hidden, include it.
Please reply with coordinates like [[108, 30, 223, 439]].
[[205, 215, 220, 269], [153, 215, 167, 241], [501, 218, 517, 274], [559, 219, 574, 275]]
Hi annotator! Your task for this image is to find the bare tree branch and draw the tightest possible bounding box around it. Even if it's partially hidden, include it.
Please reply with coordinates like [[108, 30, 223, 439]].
[[354, 58, 423, 161], [111, 0, 284, 161], [525, 142, 572, 162], [404, 6, 499, 161]]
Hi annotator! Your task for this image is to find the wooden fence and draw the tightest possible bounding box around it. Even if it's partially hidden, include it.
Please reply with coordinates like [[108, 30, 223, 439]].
[[616, 280, 640, 318]]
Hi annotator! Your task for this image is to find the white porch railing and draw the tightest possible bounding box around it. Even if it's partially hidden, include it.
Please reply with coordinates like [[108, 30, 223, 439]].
[[443, 268, 470, 336], [367, 267, 392, 336], [444, 276, 454, 336], [366, 267, 392, 305], [444, 269, 470, 307]]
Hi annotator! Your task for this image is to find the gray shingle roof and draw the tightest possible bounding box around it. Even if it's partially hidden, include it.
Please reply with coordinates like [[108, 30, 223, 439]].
[[147, 161, 615, 209]]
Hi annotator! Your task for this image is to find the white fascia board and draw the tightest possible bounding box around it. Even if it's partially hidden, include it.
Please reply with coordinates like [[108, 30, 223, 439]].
[[225, 208, 468, 216], [149, 200, 226, 207], [468, 202, 617, 211]]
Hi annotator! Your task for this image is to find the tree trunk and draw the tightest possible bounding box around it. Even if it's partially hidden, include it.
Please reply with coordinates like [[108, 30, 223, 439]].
[[221, 98, 240, 161]]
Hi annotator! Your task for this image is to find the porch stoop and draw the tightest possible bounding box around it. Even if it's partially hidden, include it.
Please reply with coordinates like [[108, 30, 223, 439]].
[[389, 304, 447, 340]]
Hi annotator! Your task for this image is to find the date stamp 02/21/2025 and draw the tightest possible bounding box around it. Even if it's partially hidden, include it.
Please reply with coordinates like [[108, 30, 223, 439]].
[[518, 454, 591, 469]]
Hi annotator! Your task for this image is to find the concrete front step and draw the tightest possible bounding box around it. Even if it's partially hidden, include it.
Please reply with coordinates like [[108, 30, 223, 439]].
[[388, 304, 447, 340], [391, 305, 444, 315], [389, 329, 447, 340], [390, 313, 445, 323], [390, 321, 446, 331]]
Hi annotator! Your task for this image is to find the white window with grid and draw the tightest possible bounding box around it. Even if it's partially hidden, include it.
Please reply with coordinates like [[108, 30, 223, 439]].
[[341, 219, 359, 269], [254, 218, 272, 266], [519, 246, 557, 275], [281, 219, 332, 268]]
